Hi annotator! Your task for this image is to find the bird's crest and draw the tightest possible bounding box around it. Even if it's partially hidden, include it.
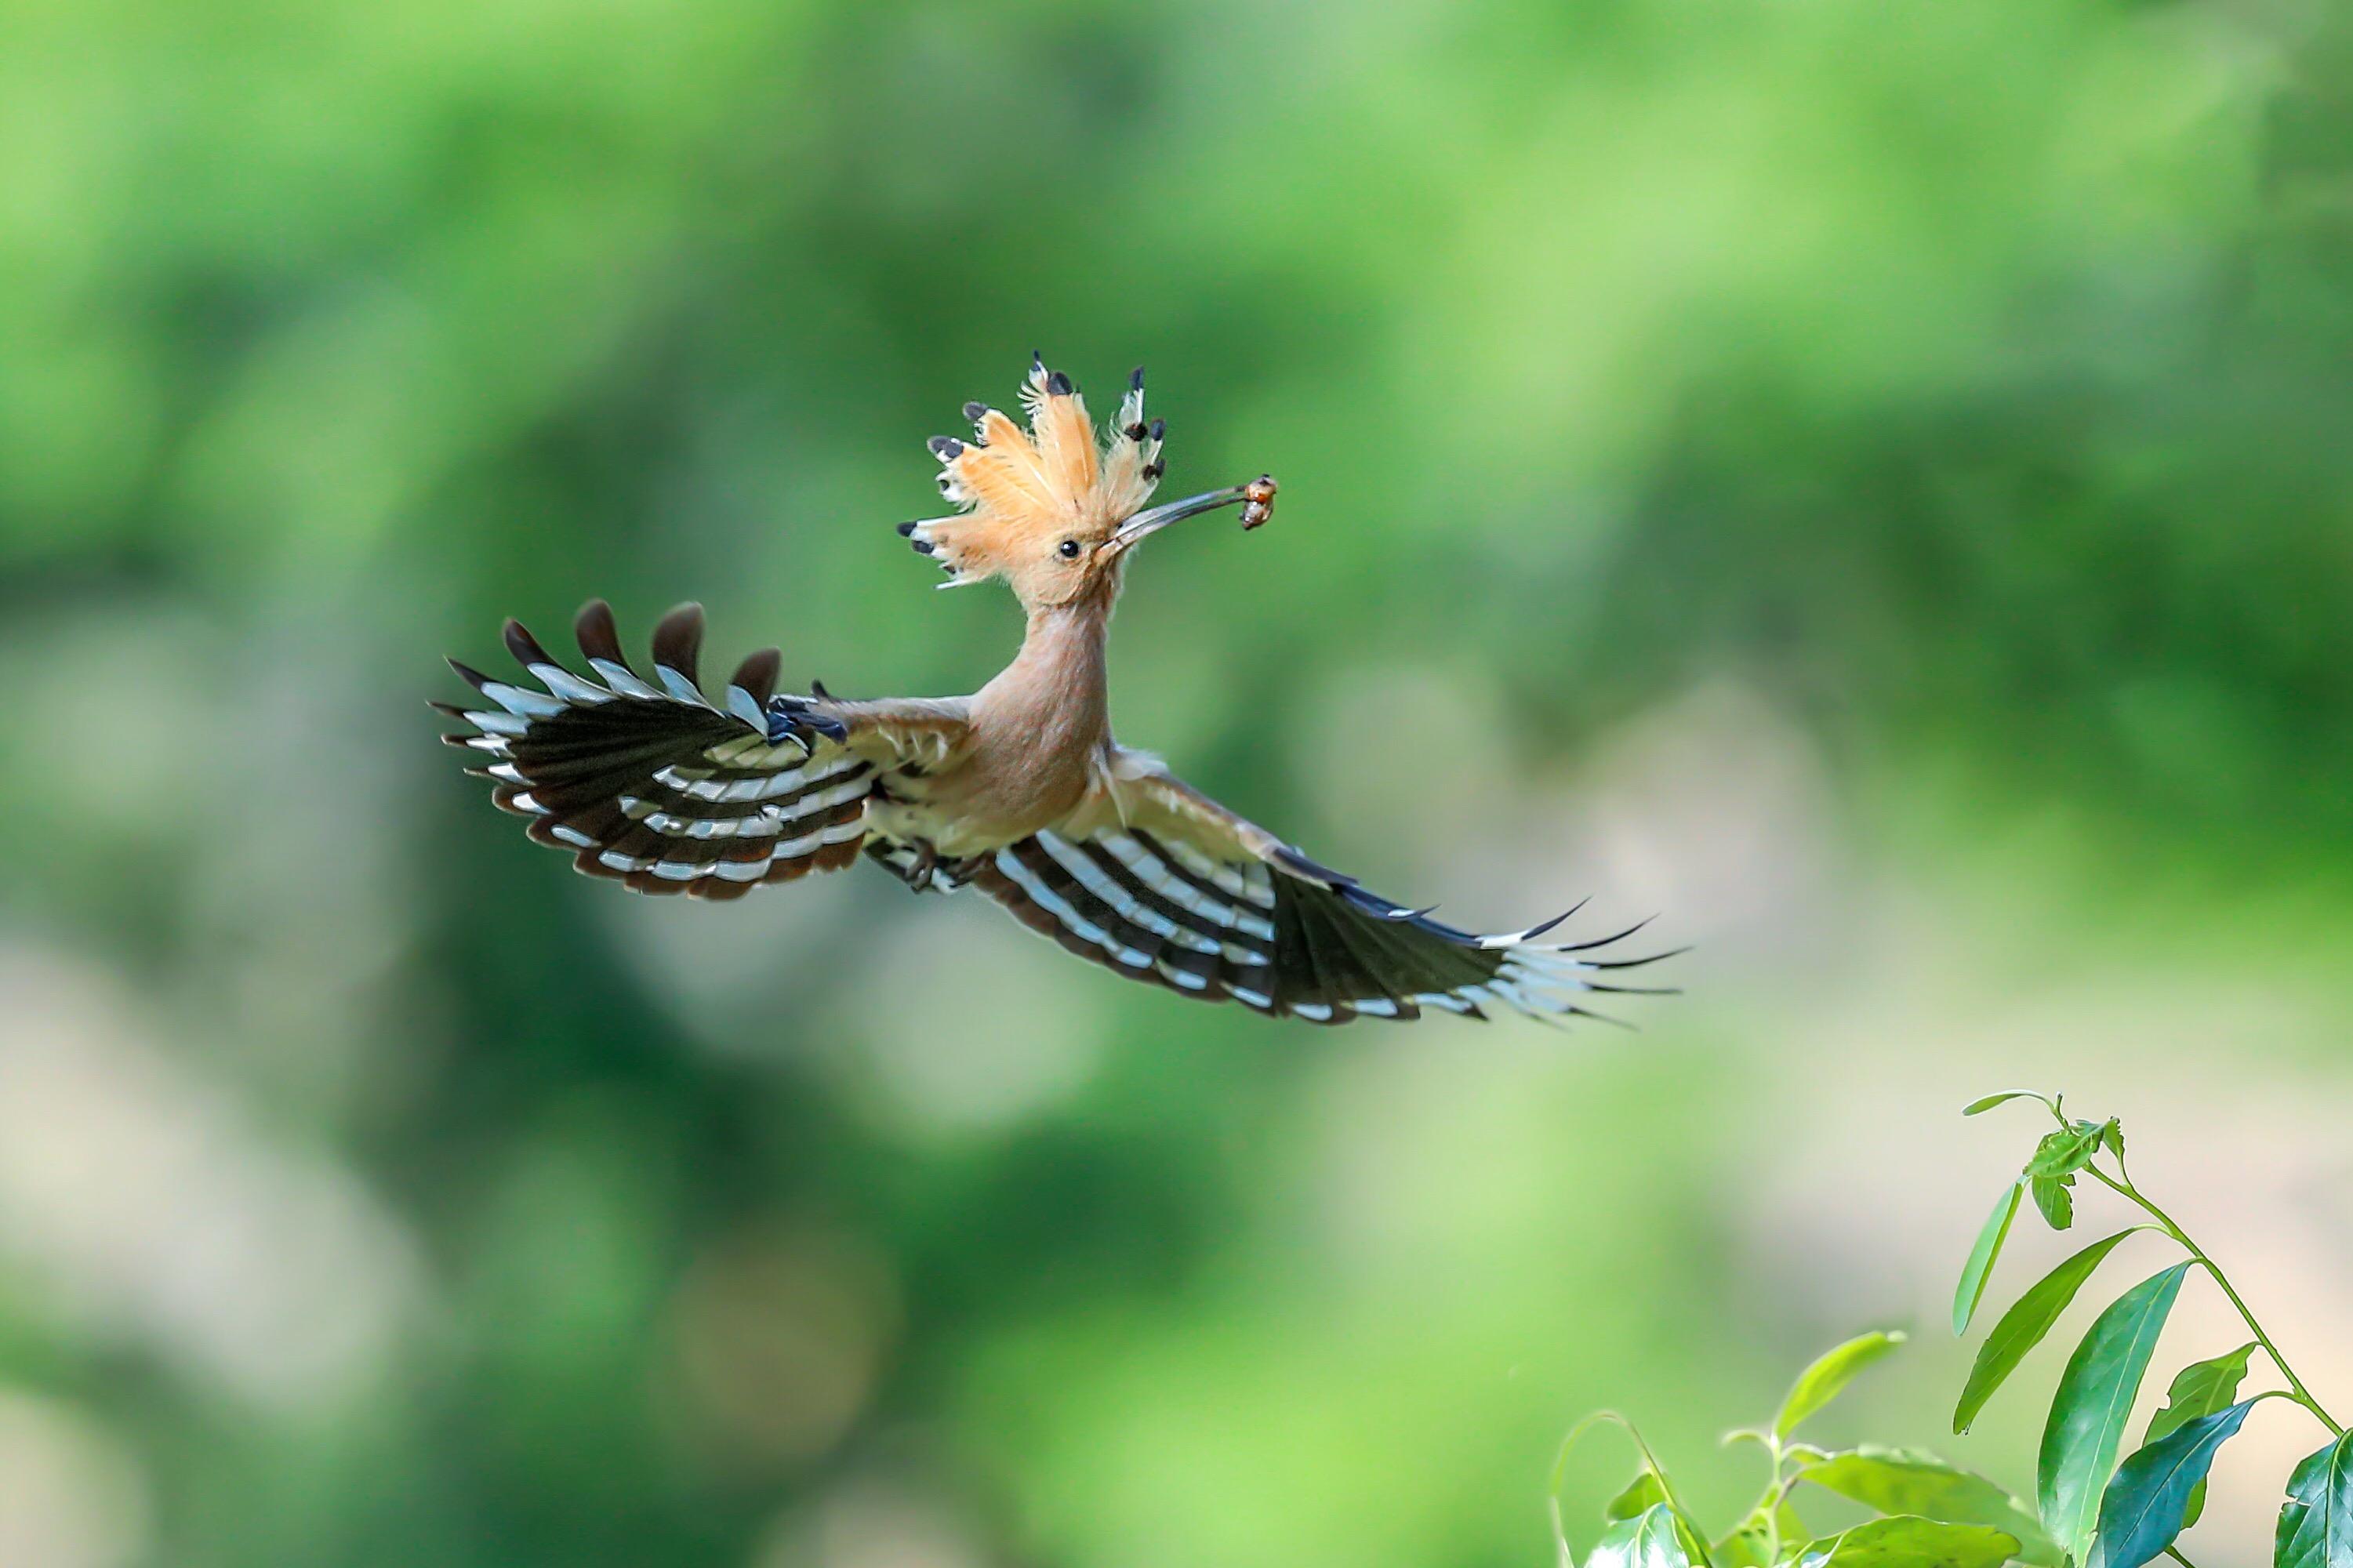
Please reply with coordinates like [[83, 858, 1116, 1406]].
[[904, 354, 1167, 602]]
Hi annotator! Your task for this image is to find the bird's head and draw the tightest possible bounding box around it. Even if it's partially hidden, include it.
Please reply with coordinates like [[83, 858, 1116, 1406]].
[[901, 355, 1275, 612]]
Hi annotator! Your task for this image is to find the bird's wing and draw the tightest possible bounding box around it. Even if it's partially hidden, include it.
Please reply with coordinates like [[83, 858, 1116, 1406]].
[[968, 760, 1676, 1024], [822, 695, 974, 774], [435, 601, 964, 900]]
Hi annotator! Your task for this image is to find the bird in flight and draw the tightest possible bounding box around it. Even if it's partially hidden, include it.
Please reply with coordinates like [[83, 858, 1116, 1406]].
[[436, 355, 1673, 1023]]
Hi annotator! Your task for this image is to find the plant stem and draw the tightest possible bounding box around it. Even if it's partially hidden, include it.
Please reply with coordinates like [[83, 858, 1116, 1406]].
[[2084, 1164, 2344, 1436], [1766, 1467, 1810, 1563], [2164, 1546, 2202, 1568]]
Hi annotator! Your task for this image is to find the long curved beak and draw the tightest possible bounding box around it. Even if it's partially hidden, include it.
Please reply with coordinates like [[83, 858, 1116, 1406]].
[[1102, 480, 1262, 558]]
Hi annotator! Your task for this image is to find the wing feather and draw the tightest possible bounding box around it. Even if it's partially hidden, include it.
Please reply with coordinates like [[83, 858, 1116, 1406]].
[[437, 601, 908, 899], [971, 757, 1673, 1023]]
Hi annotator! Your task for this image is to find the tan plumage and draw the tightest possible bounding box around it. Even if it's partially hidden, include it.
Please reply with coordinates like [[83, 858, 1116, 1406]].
[[436, 356, 1675, 1023]]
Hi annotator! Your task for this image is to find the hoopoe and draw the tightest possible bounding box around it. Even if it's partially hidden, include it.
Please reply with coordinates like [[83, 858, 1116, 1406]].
[[435, 355, 1676, 1024]]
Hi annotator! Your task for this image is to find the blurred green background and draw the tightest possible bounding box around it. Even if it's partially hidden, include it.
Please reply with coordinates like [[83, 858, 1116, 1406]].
[[4, 0, 2351, 1563]]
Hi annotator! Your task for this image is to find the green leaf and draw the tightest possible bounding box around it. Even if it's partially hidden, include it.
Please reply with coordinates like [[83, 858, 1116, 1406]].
[[2144, 1342, 2258, 1529], [1798, 1515, 2019, 1568], [1607, 1470, 1673, 1524], [2024, 1124, 2104, 1232], [2276, 1434, 2353, 1568], [2095, 1399, 2256, 1568], [2148, 1344, 2259, 1445], [1798, 1447, 2058, 1566], [1552, 1412, 1687, 1568], [1589, 1504, 1699, 1568], [1713, 1499, 1800, 1568], [2100, 1120, 2126, 1161], [1777, 1330, 1907, 1440], [1953, 1230, 2140, 1433], [1713, 1498, 1805, 1568], [1954, 1185, 2023, 1336], [2028, 1125, 2104, 1178], [2031, 1173, 2075, 1231], [1964, 1092, 2050, 1116], [1709, 1522, 1770, 1568], [2038, 1262, 2192, 1566]]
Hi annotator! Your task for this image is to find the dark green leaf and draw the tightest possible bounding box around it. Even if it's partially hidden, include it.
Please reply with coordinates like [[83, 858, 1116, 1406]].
[[1798, 1515, 2018, 1568], [1777, 1330, 1907, 1440], [2145, 1342, 2257, 1529], [2277, 1434, 2353, 1568], [1589, 1504, 1699, 1568], [1954, 1185, 2023, 1336], [1799, 1447, 2057, 1566], [1953, 1230, 2139, 1434], [2039, 1262, 2192, 1566], [2095, 1399, 2255, 1568], [1607, 1470, 1672, 1524], [1963, 1092, 2049, 1116], [2031, 1172, 2075, 1231]]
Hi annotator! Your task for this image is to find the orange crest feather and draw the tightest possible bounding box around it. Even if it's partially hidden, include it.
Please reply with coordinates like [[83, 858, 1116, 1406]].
[[907, 358, 1166, 601]]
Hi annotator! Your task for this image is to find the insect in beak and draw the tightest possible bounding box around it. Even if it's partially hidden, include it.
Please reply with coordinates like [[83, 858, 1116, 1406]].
[[1104, 475, 1277, 557]]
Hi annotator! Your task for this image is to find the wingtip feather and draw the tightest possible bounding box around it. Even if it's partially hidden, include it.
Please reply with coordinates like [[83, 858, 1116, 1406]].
[[651, 602, 706, 684], [503, 618, 557, 671], [574, 598, 627, 668]]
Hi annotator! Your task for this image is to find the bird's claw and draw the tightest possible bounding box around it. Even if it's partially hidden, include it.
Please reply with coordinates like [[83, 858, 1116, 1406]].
[[764, 693, 849, 750]]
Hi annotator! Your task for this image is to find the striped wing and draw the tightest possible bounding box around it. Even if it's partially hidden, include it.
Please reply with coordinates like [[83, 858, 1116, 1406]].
[[435, 601, 877, 899], [972, 769, 1675, 1025]]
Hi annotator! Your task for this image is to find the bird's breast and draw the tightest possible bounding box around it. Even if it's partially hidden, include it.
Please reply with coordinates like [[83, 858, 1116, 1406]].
[[869, 728, 1098, 858]]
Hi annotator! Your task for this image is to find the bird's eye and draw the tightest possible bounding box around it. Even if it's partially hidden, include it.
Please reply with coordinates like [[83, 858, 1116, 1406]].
[[1057, 539, 1081, 559]]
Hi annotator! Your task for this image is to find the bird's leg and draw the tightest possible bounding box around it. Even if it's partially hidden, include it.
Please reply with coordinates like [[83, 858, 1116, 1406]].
[[877, 835, 981, 894]]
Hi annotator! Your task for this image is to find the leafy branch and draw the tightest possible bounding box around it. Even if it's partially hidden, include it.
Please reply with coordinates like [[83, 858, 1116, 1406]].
[[1549, 1090, 2348, 1568]]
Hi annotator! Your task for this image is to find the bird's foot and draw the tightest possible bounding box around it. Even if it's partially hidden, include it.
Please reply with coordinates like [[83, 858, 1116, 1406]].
[[764, 693, 848, 750], [883, 839, 979, 893]]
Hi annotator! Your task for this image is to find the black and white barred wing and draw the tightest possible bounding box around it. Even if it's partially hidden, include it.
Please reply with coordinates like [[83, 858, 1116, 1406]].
[[435, 601, 879, 900], [973, 768, 1676, 1025]]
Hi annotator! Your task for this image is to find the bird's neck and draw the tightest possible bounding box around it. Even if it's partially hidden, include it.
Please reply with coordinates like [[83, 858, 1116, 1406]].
[[979, 589, 1116, 753]]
